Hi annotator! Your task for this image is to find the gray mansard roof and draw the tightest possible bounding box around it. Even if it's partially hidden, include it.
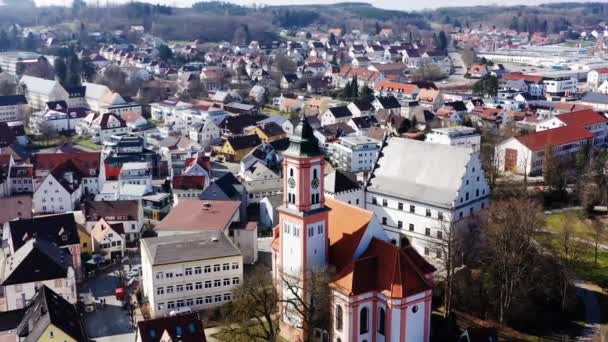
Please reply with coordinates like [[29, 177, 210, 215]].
[[366, 137, 476, 208]]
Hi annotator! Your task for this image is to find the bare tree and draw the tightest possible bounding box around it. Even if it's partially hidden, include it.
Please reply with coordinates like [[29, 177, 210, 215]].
[[220, 266, 280, 342], [38, 121, 58, 146], [481, 198, 544, 322], [278, 267, 332, 342], [0, 79, 16, 96], [590, 218, 606, 266], [430, 219, 468, 318], [550, 213, 585, 312]]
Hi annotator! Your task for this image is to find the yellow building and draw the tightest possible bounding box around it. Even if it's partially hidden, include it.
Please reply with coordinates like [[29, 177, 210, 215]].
[[248, 122, 287, 143], [12, 285, 86, 342], [219, 135, 261, 162], [77, 224, 93, 255]]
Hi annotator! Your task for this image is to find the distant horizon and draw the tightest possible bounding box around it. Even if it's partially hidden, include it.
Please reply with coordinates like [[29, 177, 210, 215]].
[[29, 0, 595, 12]]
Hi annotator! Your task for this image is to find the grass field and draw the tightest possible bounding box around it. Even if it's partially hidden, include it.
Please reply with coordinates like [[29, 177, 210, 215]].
[[73, 136, 102, 151], [545, 211, 595, 239]]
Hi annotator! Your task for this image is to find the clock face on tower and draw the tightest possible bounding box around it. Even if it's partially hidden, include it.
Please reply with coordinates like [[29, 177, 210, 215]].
[[288, 177, 296, 188], [311, 177, 319, 189]]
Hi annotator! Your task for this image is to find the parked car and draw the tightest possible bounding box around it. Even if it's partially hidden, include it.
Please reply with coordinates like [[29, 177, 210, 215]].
[[169, 307, 192, 316]]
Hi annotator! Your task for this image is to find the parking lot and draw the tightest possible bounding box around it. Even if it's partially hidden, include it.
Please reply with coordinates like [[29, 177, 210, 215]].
[[80, 255, 141, 341]]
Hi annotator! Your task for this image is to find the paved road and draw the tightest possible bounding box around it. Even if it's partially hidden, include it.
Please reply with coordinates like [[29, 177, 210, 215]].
[[81, 260, 140, 341], [575, 282, 602, 341]]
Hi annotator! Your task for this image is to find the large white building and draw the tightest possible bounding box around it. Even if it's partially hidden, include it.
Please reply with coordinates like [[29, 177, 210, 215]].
[[587, 68, 608, 89], [329, 136, 380, 174], [543, 76, 577, 97], [0, 95, 28, 123], [366, 138, 490, 259], [19, 76, 69, 110], [425, 126, 481, 152], [140, 232, 243, 318]]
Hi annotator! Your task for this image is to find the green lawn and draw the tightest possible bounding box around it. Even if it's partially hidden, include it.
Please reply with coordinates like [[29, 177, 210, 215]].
[[27, 134, 65, 148], [536, 232, 608, 285], [545, 211, 595, 239], [73, 136, 102, 151], [149, 119, 164, 127], [560, 40, 595, 48]]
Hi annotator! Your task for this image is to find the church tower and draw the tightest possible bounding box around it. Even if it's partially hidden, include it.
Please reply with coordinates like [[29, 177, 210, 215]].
[[277, 115, 330, 332]]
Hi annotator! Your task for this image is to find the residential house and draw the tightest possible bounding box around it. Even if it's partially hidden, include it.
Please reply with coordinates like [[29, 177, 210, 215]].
[[172, 176, 208, 203], [82, 82, 141, 115], [329, 136, 379, 174], [78, 112, 129, 144], [347, 99, 374, 118], [150, 100, 193, 122], [416, 89, 443, 110], [31, 152, 104, 194], [121, 111, 149, 130], [366, 138, 490, 259], [32, 160, 84, 214], [29, 104, 89, 134], [0, 95, 27, 123], [501, 73, 545, 97], [280, 74, 299, 90], [218, 135, 262, 162], [259, 194, 282, 229], [372, 96, 402, 114], [247, 122, 286, 143], [0, 195, 32, 225], [587, 68, 608, 89], [118, 162, 152, 194], [324, 169, 364, 208], [0, 285, 86, 341], [83, 200, 143, 242], [321, 106, 353, 126], [347, 115, 379, 136], [334, 66, 382, 89], [374, 81, 420, 100], [90, 219, 126, 260], [466, 64, 488, 78], [425, 126, 481, 152], [1, 239, 77, 311], [136, 312, 206, 342], [199, 173, 247, 220], [0, 154, 13, 197], [140, 232, 243, 318], [189, 119, 221, 148]]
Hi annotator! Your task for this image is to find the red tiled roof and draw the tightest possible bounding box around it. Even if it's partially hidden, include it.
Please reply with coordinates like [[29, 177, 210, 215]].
[[173, 175, 206, 190], [338, 65, 381, 83], [33, 152, 101, 177], [332, 239, 435, 297], [502, 72, 544, 84], [515, 125, 593, 151], [553, 102, 593, 112], [592, 67, 608, 75], [272, 197, 436, 299], [556, 109, 608, 127], [374, 80, 418, 94], [137, 312, 206, 342], [156, 200, 240, 232]]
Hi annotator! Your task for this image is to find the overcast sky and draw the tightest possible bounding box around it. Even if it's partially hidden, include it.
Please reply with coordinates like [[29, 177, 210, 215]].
[[32, 0, 592, 11]]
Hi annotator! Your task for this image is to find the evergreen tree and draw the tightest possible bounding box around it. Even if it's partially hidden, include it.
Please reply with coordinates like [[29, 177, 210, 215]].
[[158, 44, 173, 62], [359, 85, 373, 101], [375, 22, 381, 35], [66, 51, 82, 87], [437, 31, 448, 50], [0, 30, 9, 52], [54, 58, 68, 85], [351, 76, 358, 99]]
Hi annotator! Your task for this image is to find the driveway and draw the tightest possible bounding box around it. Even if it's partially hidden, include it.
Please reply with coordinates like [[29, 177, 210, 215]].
[[81, 261, 139, 341]]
